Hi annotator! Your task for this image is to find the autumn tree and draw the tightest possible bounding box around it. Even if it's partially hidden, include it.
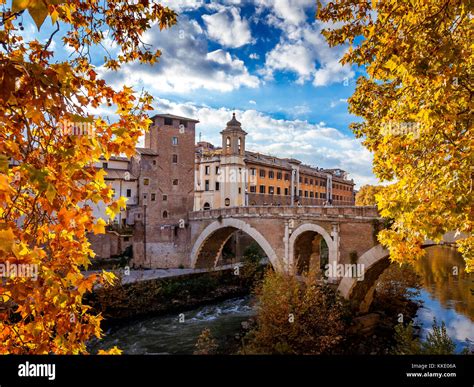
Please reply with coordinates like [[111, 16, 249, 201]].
[[317, 1, 473, 271], [243, 270, 349, 354], [0, 0, 176, 353], [355, 184, 383, 206]]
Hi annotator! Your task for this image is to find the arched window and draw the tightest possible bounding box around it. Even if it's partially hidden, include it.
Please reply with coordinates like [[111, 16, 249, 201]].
[[238, 137, 242, 153], [226, 136, 231, 148], [203, 202, 211, 210], [162, 210, 168, 219], [225, 198, 230, 207]]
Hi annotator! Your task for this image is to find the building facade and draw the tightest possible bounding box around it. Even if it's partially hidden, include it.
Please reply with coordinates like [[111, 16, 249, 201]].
[[194, 114, 355, 211], [90, 114, 197, 268]]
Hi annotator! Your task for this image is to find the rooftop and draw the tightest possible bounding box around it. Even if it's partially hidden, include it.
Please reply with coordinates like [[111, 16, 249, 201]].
[[152, 113, 200, 123]]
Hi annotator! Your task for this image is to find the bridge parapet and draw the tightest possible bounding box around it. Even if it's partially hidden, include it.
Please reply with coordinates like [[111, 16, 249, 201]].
[[189, 205, 380, 220]]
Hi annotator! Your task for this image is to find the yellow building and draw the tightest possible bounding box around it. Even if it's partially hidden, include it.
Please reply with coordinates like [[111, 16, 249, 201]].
[[194, 115, 355, 211]]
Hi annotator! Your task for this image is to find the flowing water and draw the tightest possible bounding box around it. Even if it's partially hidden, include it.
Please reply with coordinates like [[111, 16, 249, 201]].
[[92, 246, 473, 354], [90, 297, 255, 354]]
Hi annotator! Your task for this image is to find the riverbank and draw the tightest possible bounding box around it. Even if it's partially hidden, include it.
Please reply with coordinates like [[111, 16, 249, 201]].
[[86, 264, 266, 328]]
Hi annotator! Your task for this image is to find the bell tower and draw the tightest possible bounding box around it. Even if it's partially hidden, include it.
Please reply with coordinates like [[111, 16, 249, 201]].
[[221, 113, 247, 156], [219, 114, 247, 207]]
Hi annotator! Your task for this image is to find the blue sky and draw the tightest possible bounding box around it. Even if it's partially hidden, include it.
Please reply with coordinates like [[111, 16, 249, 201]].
[[21, 0, 377, 187]]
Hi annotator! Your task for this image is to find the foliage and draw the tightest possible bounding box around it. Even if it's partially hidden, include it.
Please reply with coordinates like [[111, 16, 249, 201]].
[[239, 242, 266, 287], [0, 0, 176, 353], [194, 328, 218, 355], [355, 185, 384, 206], [422, 319, 456, 354], [243, 270, 350, 354], [393, 322, 422, 355], [317, 1, 473, 272], [393, 319, 456, 355]]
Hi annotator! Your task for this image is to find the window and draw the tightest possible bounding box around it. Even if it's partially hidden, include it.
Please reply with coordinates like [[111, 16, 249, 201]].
[[250, 185, 256, 193], [205, 166, 210, 175], [305, 178, 308, 184], [124, 236, 130, 242], [205, 180, 210, 191], [162, 194, 168, 201], [215, 166, 220, 175], [226, 137, 231, 148], [284, 188, 289, 196], [310, 192, 314, 198], [172, 154, 178, 164], [172, 179, 178, 186], [299, 176, 302, 183], [259, 185, 265, 194], [284, 173, 290, 181], [172, 137, 178, 145], [259, 169, 266, 178], [269, 171, 274, 179], [164, 117, 173, 125], [277, 187, 281, 195], [304, 191, 308, 197], [143, 178, 149, 186], [203, 202, 211, 210], [126, 189, 132, 197], [277, 172, 282, 180], [250, 168, 256, 176], [315, 192, 318, 198], [215, 182, 220, 191], [162, 210, 168, 218], [238, 137, 242, 153], [225, 198, 230, 207], [103, 162, 108, 169], [179, 120, 188, 128], [151, 193, 156, 201], [310, 179, 313, 185], [238, 187, 242, 194], [298, 190, 302, 197], [269, 186, 274, 195]]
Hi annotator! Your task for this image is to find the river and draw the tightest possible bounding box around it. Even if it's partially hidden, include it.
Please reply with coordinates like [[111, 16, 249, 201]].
[[412, 246, 474, 352], [89, 296, 255, 354], [91, 245, 473, 354]]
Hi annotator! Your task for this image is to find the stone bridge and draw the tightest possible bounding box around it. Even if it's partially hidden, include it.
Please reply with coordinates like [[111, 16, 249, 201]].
[[189, 205, 380, 274], [188, 206, 463, 313]]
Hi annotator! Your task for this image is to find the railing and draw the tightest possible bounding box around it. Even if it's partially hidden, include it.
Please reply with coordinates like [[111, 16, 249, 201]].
[[189, 205, 380, 220]]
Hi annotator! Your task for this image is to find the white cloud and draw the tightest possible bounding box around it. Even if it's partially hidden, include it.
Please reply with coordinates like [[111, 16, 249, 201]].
[[202, 7, 252, 48], [256, 0, 314, 26], [249, 53, 260, 60], [261, 22, 354, 87], [249, 100, 257, 105], [153, 98, 376, 188], [97, 17, 259, 93], [158, 0, 206, 12], [330, 98, 348, 108]]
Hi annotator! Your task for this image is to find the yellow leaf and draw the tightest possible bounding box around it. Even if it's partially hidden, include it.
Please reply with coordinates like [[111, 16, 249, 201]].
[[0, 228, 15, 253], [92, 218, 106, 235], [98, 346, 122, 355], [27, 1, 50, 30], [11, 0, 31, 13]]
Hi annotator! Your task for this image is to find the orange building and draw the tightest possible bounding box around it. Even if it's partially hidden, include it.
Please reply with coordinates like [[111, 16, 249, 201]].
[[194, 115, 355, 210]]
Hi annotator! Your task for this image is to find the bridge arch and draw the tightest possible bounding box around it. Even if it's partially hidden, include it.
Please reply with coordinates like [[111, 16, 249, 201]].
[[190, 218, 280, 270], [337, 244, 390, 313], [288, 223, 336, 275], [338, 232, 464, 313]]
